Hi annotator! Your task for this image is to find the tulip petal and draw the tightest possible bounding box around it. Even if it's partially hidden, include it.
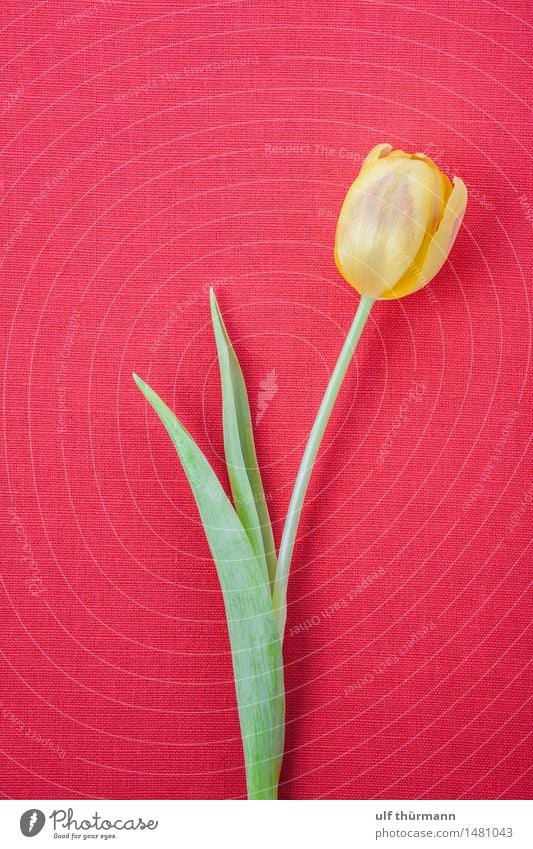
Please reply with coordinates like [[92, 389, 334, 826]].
[[410, 176, 468, 294], [361, 143, 392, 170], [412, 154, 453, 223], [381, 163, 453, 299]]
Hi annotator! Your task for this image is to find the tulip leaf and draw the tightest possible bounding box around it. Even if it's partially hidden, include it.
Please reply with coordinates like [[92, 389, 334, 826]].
[[133, 374, 285, 799], [210, 289, 278, 592]]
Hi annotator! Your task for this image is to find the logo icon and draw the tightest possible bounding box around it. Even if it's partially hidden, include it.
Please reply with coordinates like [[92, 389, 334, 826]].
[[20, 810, 45, 837], [256, 369, 278, 425]]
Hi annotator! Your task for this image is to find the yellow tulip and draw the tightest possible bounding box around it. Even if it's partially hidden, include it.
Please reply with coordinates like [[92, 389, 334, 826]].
[[334, 143, 468, 299]]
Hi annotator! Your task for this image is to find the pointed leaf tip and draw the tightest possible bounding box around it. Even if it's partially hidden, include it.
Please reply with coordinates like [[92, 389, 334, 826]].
[[210, 295, 278, 592]]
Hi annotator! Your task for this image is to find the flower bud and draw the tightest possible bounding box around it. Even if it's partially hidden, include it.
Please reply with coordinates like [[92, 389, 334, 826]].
[[334, 143, 467, 299]]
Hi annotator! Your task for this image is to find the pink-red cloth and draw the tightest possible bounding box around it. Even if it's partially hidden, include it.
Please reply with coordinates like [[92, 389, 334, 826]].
[[1, 0, 531, 799]]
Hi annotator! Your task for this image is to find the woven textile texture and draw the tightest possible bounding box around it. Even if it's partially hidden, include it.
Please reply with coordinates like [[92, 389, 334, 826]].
[[1, 0, 531, 799]]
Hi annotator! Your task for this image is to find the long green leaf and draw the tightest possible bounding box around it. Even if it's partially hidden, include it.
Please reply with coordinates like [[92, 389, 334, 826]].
[[210, 289, 278, 592], [133, 374, 284, 799]]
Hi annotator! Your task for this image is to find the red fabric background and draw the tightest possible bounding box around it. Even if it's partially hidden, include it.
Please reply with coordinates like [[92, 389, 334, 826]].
[[1, 0, 531, 800]]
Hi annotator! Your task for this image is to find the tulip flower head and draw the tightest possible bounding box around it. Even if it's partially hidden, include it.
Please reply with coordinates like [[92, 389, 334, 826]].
[[334, 143, 468, 299]]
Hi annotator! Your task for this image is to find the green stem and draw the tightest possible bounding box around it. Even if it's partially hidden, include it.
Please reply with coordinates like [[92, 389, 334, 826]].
[[273, 295, 375, 639]]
